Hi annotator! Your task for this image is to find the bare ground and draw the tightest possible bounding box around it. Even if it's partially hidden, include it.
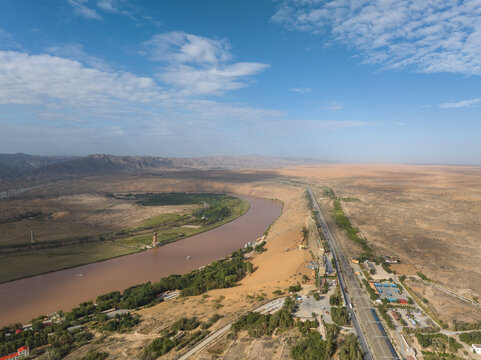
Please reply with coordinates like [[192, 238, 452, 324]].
[[405, 278, 481, 326], [0, 193, 196, 245], [277, 165, 481, 299]]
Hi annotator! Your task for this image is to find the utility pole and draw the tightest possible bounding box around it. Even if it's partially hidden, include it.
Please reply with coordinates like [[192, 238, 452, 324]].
[[29, 228, 34, 243]]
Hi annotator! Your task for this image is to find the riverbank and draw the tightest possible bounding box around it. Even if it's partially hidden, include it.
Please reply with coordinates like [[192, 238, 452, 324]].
[[63, 180, 314, 359], [0, 194, 249, 283], [0, 195, 279, 326]]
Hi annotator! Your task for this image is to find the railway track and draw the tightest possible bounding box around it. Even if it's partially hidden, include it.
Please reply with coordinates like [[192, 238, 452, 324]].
[[306, 186, 399, 360]]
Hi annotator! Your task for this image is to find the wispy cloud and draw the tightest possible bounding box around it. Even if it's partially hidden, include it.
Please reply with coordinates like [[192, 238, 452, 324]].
[[68, 0, 102, 20], [142, 31, 269, 96], [97, 0, 128, 14], [271, 119, 368, 131], [0, 28, 22, 49], [45, 43, 113, 71], [272, 0, 481, 75], [68, 0, 131, 20], [438, 98, 481, 108], [323, 101, 343, 111], [289, 87, 313, 93]]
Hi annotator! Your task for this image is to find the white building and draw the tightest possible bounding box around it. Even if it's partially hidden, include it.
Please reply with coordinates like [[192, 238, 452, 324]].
[[472, 344, 481, 355]]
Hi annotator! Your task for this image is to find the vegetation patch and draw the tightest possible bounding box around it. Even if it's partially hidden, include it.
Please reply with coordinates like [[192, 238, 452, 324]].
[[291, 324, 362, 360], [138, 213, 184, 229], [458, 331, 481, 345], [417, 272, 432, 282], [289, 284, 302, 293], [324, 188, 337, 200], [362, 279, 379, 301], [453, 321, 481, 331], [254, 241, 267, 253], [141, 314, 223, 359], [329, 291, 343, 306], [332, 199, 374, 259], [376, 305, 396, 330], [421, 351, 465, 360], [330, 307, 350, 326], [0, 192, 249, 282], [231, 296, 296, 337], [341, 197, 361, 202], [94, 313, 140, 333], [0, 211, 45, 224], [415, 333, 462, 353], [0, 248, 250, 358]]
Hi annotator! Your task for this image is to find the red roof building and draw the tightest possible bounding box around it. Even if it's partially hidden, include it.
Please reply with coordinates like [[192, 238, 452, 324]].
[[0, 346, 29, 360]]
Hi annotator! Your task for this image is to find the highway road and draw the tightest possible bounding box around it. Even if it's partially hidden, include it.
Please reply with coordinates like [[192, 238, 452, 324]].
[[306, 186, 400, 360]]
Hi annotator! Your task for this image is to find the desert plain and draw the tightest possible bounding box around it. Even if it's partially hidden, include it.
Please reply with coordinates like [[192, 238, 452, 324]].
[[1, 163, 480, 359]]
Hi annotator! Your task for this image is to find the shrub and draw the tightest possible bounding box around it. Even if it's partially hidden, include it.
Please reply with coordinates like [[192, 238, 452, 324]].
[[331, 307, 350, 326], [289, 285, 302, 293]]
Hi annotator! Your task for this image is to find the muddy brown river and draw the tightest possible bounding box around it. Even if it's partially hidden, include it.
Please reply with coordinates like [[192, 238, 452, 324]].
[[0, 196, 281, 326]]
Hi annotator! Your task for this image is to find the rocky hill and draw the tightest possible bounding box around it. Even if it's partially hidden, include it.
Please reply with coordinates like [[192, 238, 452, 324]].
[[0, 153, 319, 186], [0, 153, 76, 179]]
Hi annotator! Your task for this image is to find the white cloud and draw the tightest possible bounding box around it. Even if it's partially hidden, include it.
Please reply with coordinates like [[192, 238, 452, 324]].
[[160, 62, 268, 96], [0, 51, 160, 105], [0, 34, 362, 156], [68, 0, 102, 20], [438, 98, 481, 108], [144, 31, 231, 65], [143, 31, 269, 96], [0, 48, 280, 138], [272, 0, 481, 75], [289, 87, 313, 93]]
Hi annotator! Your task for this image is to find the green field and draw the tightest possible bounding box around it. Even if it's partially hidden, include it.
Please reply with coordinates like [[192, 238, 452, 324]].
[[0, 242, 136, 282], [0, 193, 249, 283]]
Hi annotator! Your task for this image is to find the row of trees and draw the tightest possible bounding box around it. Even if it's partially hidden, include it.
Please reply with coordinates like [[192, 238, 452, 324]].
[[93, 249, 252, 311], [141, 315, 223, 359], [376, 305, 396, 330], [1, 249, 252, 358], [231, 297, 296, 337], [332, 200, 374, 260]]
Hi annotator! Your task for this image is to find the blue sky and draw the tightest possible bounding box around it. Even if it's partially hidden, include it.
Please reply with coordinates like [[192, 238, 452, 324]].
[[0, 0, 480, 163]]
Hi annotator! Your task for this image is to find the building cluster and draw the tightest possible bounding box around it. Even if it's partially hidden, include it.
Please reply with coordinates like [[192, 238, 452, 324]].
[[0, 347, 29, 360]]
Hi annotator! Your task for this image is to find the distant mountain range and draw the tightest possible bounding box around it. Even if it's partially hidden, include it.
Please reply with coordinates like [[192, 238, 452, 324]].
[[0, 153, 319, 187], [0, 153, 77, 179]]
